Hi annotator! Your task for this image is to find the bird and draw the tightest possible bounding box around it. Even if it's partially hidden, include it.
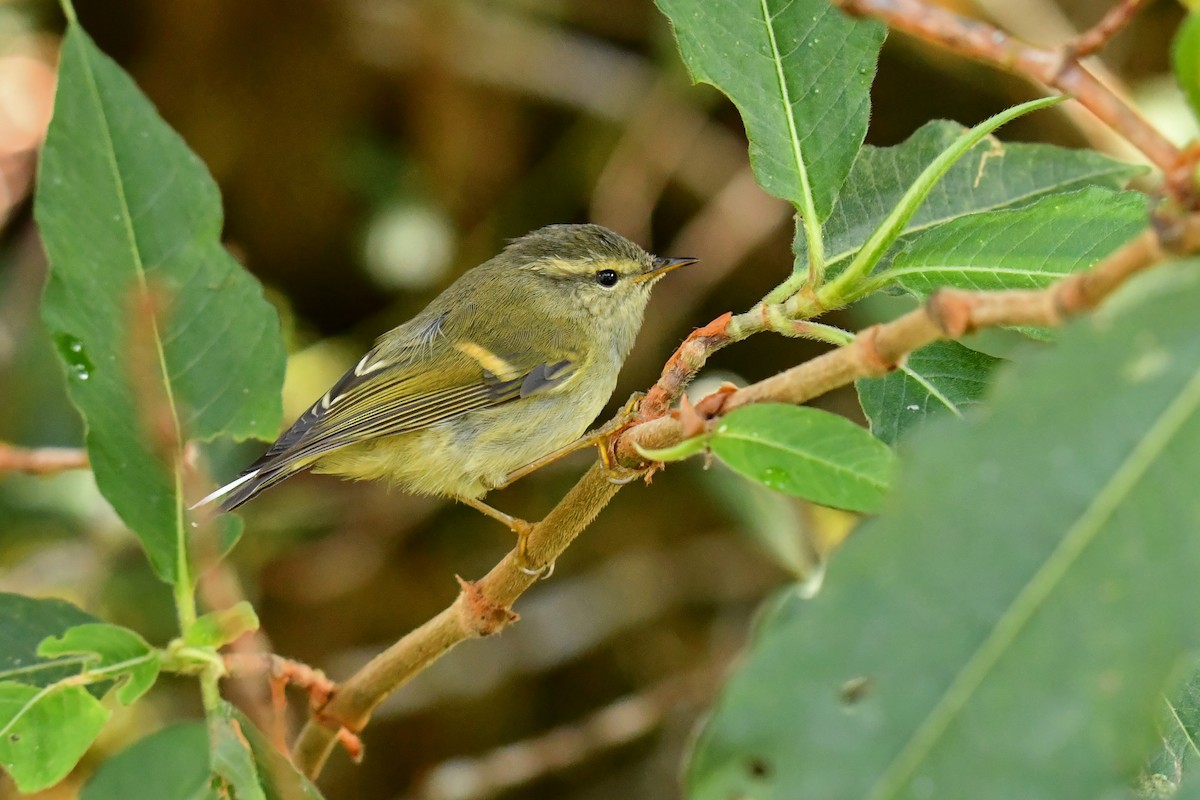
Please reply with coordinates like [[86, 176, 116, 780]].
[[192, 223, 696, 562]]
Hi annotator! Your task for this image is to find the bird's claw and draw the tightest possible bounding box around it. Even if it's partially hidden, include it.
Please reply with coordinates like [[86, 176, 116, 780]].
[[518, 559, 556, 579], [514, 521, 555, 580]]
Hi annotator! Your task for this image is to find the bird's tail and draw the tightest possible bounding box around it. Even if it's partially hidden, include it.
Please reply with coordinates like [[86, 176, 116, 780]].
[[189, 463, 306, 513], [191, 389, 332, 513]]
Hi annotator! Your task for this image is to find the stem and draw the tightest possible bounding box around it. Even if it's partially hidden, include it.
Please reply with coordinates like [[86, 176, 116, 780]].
[[803, 95, 1063, 314], [173, 467, 198, 633], [174, 562, 197, 633], [171, 486, 222, 712], [174, 577, 222, 713], [803, 210, 826, 289], [762, 224, 830, 305], [172, 571, 220, 710], [793, 321, 855, 346], [199, 671, 221, 711]]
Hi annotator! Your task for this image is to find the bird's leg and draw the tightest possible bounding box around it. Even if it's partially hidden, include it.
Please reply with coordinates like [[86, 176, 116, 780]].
[[497, 392, 648, 490], [495, 435, 600, 489], [458, 496, 552, 578]]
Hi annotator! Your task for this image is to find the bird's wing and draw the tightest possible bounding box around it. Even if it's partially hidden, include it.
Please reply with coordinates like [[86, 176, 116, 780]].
[[276, 347, 578, 464], [196, 322, 579, 511]]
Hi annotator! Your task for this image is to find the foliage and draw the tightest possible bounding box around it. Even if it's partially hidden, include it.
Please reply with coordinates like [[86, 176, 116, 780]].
[[2, 1, 286, 792], [688, 262, 1200, 798], [856, 340, 1001, 444], [2, 0, 1195, 796], [36, 19, 284, 585]]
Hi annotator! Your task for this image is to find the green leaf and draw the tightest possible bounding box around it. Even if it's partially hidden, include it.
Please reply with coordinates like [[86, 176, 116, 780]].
[[210, 704, 323, 800], [656, 0, 885, 227], [185, 601, 260, 649], [38, 623, 160, 705], [36, 23, 285, 582], [633, 434, 711, 463], [230, 706, 324, 799], [0, 593, 102, 690], [801, 119, 1146, 277], [889, 187, 1147, 296], [820, 97, 1065, 300], [856, 340, 1003, 444], [82, 714, 324, 800], [687, 262, 1200, 799], [0, 681, 110, 792], [211, 710, 267, 800], [82, 723, 212, 800], [1173, 12, 1200, 120], [710, 404, 895, 513]]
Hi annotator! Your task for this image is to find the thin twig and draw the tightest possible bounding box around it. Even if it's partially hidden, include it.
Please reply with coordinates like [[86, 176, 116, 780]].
[[972, 0, 1143, 162], [292, 214, 1197, 779], [0, 442, 88, 475], [831, 0, 1194, 206], [1069, 0, 1148, 58]]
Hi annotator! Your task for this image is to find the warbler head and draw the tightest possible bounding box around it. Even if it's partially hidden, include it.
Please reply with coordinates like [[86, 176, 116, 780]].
[[498, 223, 696, 329]]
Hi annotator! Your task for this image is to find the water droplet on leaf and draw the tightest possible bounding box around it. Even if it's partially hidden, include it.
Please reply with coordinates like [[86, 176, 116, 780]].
[[53, 333, 95, 382]]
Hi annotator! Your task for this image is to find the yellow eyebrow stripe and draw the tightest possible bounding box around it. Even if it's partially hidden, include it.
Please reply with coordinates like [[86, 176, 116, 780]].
[[454, 341, 519, 380]]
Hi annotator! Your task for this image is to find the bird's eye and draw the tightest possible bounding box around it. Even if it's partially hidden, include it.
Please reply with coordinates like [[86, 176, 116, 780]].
[[595, 269, 619, 288]]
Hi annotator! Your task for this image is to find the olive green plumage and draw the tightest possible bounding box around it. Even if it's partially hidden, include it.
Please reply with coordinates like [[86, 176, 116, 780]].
[[196, 224, 694, 512]]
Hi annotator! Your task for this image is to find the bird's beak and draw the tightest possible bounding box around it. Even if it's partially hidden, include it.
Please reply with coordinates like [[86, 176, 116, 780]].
[[635, 255, 699, 284]]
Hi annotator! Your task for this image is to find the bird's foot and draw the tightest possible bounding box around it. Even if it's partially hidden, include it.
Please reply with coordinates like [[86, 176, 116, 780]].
[[595, 391, 649, 485], [515, 521, 555, 579], [459, 496, 553, 579]]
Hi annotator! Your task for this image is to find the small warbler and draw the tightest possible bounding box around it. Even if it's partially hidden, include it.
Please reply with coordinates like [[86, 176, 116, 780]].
[[195, 224, 695, 546]]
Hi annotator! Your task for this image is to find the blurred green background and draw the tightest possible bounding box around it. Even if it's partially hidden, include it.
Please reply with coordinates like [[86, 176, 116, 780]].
[[0, 0, 1189, 797]]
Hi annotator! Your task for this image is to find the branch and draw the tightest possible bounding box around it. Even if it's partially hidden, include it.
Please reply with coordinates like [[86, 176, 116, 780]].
[[291, 213, 1197, 778], [0, 442, 88, 475], [619, 218, 1191, 461], [1069, 0, 1148, 58], [831, 0, 1196, 207], [292, 461, 625, 776]]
